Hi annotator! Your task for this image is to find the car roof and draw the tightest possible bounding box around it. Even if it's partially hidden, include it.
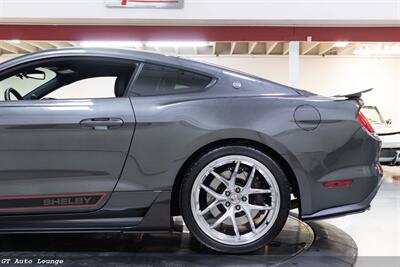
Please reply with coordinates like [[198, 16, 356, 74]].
[[0, 47, 224, 76]]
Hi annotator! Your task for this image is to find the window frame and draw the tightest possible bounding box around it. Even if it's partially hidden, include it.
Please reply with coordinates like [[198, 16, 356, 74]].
[[0, 56, 140, 101]]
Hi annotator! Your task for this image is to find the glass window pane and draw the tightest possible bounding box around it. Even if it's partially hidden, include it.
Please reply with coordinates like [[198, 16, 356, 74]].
[[45, 77, 117, 99], [0, 68, 56, 101], [133, 64, 212, 96]]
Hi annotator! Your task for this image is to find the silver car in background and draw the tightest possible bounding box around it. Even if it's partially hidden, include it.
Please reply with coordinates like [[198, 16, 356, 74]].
[[363, 106, 400, 165]]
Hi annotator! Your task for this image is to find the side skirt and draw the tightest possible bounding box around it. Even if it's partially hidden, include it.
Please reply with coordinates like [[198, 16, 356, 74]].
[[0, 191, 172, 233]]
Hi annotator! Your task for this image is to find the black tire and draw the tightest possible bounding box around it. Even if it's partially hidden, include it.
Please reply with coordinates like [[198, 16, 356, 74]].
[[180, 145, 290, 254]]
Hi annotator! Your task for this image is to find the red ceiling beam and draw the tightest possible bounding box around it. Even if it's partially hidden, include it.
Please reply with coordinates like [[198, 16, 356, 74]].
[[0, 25, 400, 42]]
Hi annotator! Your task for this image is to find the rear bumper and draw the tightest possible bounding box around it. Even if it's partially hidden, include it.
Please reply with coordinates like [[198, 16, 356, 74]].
[[379, 133, 400, 165], [379, 133, 400, 149], [302, 172, 383, 221], [380, 148, 400, 165]]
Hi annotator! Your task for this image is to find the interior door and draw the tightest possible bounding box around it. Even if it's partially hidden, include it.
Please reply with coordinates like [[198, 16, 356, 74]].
[[0, 98, 135, 214]]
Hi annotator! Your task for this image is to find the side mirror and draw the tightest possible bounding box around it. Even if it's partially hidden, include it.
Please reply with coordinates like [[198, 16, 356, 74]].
[[386, 119, 392, 125], [24, 70, 46, 80]]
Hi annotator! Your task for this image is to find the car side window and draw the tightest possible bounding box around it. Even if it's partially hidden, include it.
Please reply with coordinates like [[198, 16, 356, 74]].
[[0, 58, 136, 101], [45, 77, 117, 99], [0, 68, 56, 101], [131, 63, 212, 96]]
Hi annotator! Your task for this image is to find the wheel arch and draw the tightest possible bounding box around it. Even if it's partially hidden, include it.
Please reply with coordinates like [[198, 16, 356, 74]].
[[171, 138, 301, 217]]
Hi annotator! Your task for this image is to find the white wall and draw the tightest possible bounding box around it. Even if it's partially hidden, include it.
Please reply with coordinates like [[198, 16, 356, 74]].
[[191, 55, 400, 125], [1, 0, 400, 25]]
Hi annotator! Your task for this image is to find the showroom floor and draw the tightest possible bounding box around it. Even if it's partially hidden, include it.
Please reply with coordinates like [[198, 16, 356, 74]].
[[0, 215, 357, 266], [327, 166, 400, 261]]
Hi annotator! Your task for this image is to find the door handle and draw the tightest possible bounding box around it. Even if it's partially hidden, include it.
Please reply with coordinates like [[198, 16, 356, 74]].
[[80, 118, 124, 130]]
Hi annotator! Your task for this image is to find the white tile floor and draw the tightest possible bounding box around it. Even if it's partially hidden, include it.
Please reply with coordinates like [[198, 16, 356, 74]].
[[326, 166, 400, 257]]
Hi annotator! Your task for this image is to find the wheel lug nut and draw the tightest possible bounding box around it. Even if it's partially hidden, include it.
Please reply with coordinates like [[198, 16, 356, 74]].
[[241, 196, 247, 202], [235, 205, 241, 210], [225, 191, 231, 197], [225, 202, 231, 207], [235, 188, 241, 193]]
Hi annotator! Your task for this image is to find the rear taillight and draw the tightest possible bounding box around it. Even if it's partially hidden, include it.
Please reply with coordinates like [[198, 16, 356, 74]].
[[357, 111, 375, 133]]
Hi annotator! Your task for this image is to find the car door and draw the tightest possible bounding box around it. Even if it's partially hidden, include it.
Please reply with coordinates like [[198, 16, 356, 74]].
[[0, 98, 135, 214], [0, 67, 135, 215]]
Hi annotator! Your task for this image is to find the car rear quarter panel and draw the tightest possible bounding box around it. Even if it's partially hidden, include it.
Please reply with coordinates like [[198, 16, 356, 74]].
[[116, 90, 377, 217], [116, 94, 301, 193]]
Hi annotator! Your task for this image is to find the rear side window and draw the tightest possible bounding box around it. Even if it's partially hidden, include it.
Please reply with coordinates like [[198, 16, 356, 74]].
[[131, 63, 212, 96]]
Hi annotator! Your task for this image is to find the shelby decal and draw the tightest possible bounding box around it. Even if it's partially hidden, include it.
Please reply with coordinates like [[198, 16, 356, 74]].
[[0, 193, 106, 211], [43, 197, 94, 207]]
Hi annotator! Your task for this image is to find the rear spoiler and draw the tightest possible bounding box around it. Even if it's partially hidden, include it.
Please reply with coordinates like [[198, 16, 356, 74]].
[[333, 88, 373, 100]]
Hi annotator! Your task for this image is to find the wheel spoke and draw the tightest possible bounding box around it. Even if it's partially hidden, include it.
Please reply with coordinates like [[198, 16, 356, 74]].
[[210, 210, 230, 229], [201, 184, 224, 200], [229, 161, 241, 188], [246, 203, 273, 211], [211, 171, 229, 187], [200, 199, 219, 215], [230, 210, 240, 238], [243, 205, 256, 233], [249, 188, 272, 194], [244, 165, 256, 190]]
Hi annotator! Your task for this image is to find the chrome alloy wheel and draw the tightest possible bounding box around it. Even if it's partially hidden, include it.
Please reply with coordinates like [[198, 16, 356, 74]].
[[190, 155, 281, 246]]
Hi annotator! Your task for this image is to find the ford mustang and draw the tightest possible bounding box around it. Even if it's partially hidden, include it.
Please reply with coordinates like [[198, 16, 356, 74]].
[[0, 48, 382, 253]]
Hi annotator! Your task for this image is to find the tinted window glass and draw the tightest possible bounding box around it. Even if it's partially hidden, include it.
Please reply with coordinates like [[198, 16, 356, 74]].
[[132, 64, 212, 96]]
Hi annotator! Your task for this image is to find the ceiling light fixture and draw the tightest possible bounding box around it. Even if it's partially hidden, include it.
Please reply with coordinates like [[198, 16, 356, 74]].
[[146, 41, 210, 47], [80, 41, 142, 48], [333, 41, 349, 48]]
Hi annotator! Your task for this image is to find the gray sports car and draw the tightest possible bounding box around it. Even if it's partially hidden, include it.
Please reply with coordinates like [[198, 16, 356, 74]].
[[0, 48, 382, 253]]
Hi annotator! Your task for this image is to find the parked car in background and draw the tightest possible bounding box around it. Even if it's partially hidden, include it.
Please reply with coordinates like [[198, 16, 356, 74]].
[[362, 106, 400, 165]]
